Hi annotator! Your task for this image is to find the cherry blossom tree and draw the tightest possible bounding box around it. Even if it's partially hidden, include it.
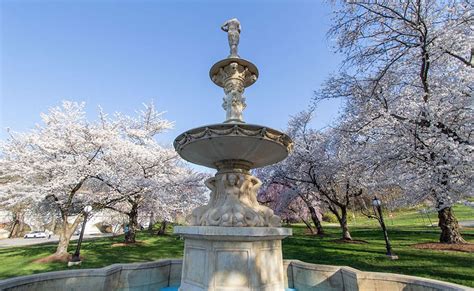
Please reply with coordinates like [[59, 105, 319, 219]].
[[95, 155, 207, 243], [319, 0, 473, 243], [256, 169, 324, 235], [286, 119, 364, 240], [0, 101, 180, 256], [144, 168, 208, 235], [0, 102, 110, 257], [88, 106, 207, 243], [259, 110, 367, 240]]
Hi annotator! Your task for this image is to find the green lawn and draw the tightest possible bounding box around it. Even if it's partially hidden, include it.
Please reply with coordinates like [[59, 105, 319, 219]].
[[346, 203, 474, 227], [0, 204, 473, 287], [0, 233, 184, 280], [284, 225, 474, 287]]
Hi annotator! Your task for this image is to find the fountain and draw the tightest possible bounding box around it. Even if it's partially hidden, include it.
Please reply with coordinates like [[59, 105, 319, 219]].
[[173, 18, 293, 291], [0, 18, 470, 291]]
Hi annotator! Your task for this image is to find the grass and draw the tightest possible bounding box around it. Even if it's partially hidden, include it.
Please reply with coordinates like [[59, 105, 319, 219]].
[[346, 204, 474, 227], [0, 204, 473, 287], [283, 225, 474, 287], [0, 233, 184, 280]]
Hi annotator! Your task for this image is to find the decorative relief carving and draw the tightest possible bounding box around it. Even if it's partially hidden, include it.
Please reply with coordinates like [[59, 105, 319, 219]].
[[175, 19, 294, 229], [174, 124, 294, 155], [211, 62, 257, 88], [211, 61, 257, 123], [187, 172, 281, 227]]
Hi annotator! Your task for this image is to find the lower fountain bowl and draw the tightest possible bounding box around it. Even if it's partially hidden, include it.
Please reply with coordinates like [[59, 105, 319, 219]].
[[173, 123, 293, 169]]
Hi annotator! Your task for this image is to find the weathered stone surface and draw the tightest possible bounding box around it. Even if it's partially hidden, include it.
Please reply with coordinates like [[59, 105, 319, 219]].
[[286, 260, 471, 291], [221, 18, 241, 58], [175, 226, 291, 291], [0, 259, 471, 291], [0, 260, 182, 291], [173, 123, 292, 170], [186, 170, 283, 227], [174, 226, 291, 240], [172, 19, 294, 290], [289, 262, 345, 291]]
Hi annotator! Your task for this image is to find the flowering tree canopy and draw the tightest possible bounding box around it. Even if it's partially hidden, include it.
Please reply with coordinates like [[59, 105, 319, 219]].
[[316, 0, 473, 243], [0, 101, 206, 254]]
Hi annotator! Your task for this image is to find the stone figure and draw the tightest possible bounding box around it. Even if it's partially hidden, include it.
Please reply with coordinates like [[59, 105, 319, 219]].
[[222, 91, 246, 122], [205, 177, 218, 207], [187, 172, 281, 227], [187, 177, 217, 225], [221, 18, 241, 58], [220, 63, 247, 123], [240, 175, 261, 206], [224, 173, 241, 198]]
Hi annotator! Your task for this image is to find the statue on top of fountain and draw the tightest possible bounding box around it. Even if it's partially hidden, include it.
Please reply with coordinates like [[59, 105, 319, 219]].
[[221, 18, 241, 58]]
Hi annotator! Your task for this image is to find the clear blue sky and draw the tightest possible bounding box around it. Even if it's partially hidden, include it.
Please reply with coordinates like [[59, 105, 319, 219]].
[[1, 0, 343, 145]]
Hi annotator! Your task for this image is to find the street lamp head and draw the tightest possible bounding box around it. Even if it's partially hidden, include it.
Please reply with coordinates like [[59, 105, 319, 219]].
[[84, 205, 92, 214], [372, 196, 382, 207]]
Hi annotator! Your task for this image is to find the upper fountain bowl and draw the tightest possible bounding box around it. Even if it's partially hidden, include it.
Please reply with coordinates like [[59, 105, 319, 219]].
[[209, 58, 259, 88], [174, 123, 293, 169]]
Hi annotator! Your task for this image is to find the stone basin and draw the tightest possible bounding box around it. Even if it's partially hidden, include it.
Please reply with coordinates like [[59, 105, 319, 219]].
[[173, 123, 293, 169], [0, 259, 469, 291]]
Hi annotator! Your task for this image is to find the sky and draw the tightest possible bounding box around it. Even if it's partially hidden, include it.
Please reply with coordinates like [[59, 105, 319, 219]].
[[0, 0, 344, 148]]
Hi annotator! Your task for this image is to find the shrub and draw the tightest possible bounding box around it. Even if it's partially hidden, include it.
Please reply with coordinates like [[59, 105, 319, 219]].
[[322, 212, 339, 223]]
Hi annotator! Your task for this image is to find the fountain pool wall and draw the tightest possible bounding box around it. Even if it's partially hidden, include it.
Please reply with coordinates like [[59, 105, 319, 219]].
[[0, 259, 470, 291]]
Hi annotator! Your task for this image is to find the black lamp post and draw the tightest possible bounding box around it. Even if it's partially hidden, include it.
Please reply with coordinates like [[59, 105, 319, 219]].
[[372, 196, 397, 259], [69, 205, 92, 265]]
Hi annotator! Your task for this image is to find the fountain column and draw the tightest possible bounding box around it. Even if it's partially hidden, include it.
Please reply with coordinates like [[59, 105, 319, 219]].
[[174, 18, 293, 291]]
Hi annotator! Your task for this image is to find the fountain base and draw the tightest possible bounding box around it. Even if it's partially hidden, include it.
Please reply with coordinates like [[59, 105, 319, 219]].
[[174, 226, 292, 291]]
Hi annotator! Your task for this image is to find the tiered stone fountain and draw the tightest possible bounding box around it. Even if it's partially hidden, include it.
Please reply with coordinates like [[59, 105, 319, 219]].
[[173, 18, 293, 291], [0, 18, 470, 291]]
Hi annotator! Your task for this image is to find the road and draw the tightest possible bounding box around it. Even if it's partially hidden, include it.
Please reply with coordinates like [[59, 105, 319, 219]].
[[460, 220, 474, 227], [0, 233, 113, 248]]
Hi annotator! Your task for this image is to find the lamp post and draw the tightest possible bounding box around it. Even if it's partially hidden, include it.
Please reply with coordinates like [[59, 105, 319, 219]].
[[372, 196, 397, 259], [68, 205, 92, 266]]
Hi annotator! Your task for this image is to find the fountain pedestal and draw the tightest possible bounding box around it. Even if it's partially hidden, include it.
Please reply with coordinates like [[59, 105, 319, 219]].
[[175, 226, 291, 291]]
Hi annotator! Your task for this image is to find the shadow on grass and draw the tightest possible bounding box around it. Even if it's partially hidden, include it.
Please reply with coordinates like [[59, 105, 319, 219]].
[[283, 225, 474, 287], [0, 233, 183, 279], [1, 226, 473, 287]]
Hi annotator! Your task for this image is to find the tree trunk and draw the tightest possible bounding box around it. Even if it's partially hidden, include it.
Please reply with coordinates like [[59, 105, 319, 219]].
[[308, 206, 324, 236], [9, 211, 25, 238], [148, 212, 155, 232], [125, 203, 139, 243], [340, 207, 352, 240], [300, 216, 315, 234], [56, 229, 72, 256], [330, 206, 352, 240], [157, 220, 168, 235], [8, 219, 19, 238], [54, 214, 82, 256], [438, 207, 466, 244], [8, 211, 27, 238]]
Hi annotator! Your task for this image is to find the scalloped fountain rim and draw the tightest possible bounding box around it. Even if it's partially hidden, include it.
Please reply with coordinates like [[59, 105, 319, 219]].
[[173, 123, 294, 169]]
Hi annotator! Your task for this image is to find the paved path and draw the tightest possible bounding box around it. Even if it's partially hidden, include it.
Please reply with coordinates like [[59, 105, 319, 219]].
[[0, 233, 112, 248], [460, 220, 474, 227]]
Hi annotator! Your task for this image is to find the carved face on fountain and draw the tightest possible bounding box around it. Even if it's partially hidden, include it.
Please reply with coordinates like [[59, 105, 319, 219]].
[[227, 174, 237, 186]]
